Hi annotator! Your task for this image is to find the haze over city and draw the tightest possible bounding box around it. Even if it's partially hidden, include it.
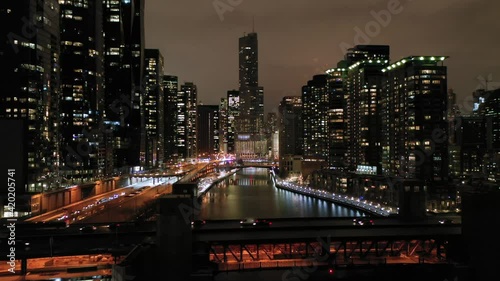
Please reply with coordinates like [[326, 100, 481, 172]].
[[146, 0, 500, 113]]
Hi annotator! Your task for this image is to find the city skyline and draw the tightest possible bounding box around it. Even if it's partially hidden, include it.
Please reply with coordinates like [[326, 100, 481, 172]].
[[145, 0, 500, 113]]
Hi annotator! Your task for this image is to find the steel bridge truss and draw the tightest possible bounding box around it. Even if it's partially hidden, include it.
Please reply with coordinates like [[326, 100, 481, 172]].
[[208, 238, 448, 264]]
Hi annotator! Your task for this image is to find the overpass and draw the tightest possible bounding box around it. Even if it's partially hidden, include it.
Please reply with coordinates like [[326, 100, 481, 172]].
[[0, 217, 463, 274], [1, 218, 461, 254]]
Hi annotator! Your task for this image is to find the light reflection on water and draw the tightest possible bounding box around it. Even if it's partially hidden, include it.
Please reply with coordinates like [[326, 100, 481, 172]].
[[199, 168, 365, 220]]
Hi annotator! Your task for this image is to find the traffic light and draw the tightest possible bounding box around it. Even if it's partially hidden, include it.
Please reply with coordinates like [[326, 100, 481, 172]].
[[328, 268, 334, 275]]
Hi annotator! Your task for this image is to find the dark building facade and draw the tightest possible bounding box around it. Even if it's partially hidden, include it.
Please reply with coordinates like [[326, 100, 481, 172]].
[[0, 0, 61, 192], [452, 116, 487, 178], [102, 0, 145, 170], [125, 0, 145, 167], [59, 0, 105, 180], [163, 75, 178, 163], [279, 96, 303, 157], [143, 49, 164, 168], [197, 105, 220, 157]]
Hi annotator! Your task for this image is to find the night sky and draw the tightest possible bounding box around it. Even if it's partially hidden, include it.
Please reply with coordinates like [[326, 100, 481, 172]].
[[145, 0, 500, 114]]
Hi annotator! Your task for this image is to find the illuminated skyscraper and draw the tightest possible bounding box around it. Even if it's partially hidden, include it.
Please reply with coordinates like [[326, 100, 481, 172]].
[[345, 45, 390, 174], [302, 75, 329, 160], [0, 0, 60, 192], [326, 64, 348, 170], [144, 49, 164, 168], [238, 32, 264, 134], [381, 56, 449, 181], [227, 90, 240, 154], [177, 82, 197, 159], [163, 75, 178, 163]]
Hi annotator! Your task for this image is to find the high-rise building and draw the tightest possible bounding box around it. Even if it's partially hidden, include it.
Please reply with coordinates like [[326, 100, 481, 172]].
[[0, 0, 60, 193], [179, 82, 197, 159], [144, 49, 164, 168], [266, 113, 279, 160], [451, 116, 487, 178], [345, 46, 390, 174], [447, 89, 461, 144], [381, 56, 449, 181], [102, 0, 145, 170], [125, 0, 145, 168], [326, 64, 348, 170], [482, 89, 500, 182], [176, 88, 187, 159], [163, 75, 178, 163], [59, 0, 105, 180], [238, 32, 264, 134], [197, 105, 220, 157], [227, 90, 240, 154], [103, 0, 138, 172], [345, 45, 390, 65], [278, 96, 303, 172], [302, 75, 330, 160], [219, 98, 228, 154]]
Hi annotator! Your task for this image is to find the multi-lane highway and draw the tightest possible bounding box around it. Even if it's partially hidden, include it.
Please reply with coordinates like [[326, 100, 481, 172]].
[[25, 177, 176, 224]]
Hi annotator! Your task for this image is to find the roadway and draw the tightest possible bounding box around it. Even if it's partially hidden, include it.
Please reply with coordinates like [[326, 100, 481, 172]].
[[25, 177, 176, 224], [80, 178, 175, 223], [194, 216, 461, 230], [193, 223, 461, 243]]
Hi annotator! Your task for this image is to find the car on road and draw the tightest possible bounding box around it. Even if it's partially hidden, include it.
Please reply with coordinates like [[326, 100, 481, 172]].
[[353, 218, 374, 226], [240, 218, 272, 227], [191, 220, 206, 228], [79, 225, 97, 233], [106, 223, 121, 230], [438, 219, 454, 224]]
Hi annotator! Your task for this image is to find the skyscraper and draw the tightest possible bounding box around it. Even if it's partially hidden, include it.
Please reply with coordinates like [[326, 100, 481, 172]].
[[302, 75, 330, 160], [482, 89, 500, 182], [219, 98, 228, 154], [381, 56, 449, 181], [323, 66, 346, 170], [163, 75, 178, 163], [123, 0, 145, 168], [345, 45, 390, 174], [227, 90, 240, 154], [144, 49, 164, 168], [238, 32, 264, 134], [178, 82, 197, 159], [0, 0, 60, 192], [278, 96, 303, 172], [59, 0, 105, 180], [197, 105, 220, 157]]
